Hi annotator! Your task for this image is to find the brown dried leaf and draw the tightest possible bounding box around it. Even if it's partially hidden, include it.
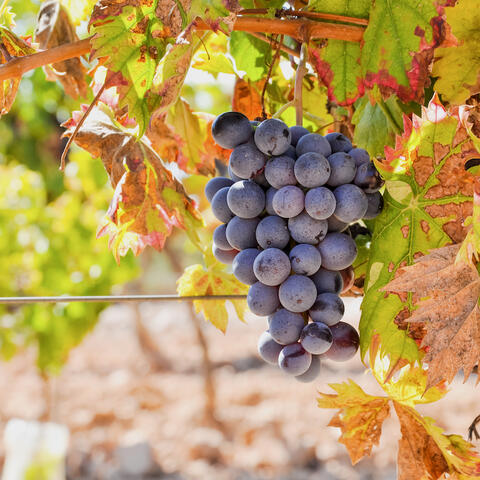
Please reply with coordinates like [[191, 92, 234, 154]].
[[394, 403, 448, 480], [35, 0, 88, 99], [384, 244, 480, 388], [232, 77, 264, 120]]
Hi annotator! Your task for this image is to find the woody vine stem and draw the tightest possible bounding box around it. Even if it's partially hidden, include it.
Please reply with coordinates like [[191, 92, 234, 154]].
[[295, 43, 308, 126]]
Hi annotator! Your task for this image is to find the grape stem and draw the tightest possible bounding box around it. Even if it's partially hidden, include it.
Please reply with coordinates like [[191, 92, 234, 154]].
[[294, 43, 308, 126], [272, 100, 294, 119]]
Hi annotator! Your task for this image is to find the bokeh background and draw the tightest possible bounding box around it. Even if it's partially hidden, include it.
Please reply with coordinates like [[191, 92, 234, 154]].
[[0, 2, 479, 479]]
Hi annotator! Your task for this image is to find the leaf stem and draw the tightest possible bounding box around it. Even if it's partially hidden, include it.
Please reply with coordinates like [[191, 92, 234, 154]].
[[294, 43, 308, 126], [261, 35, 283, 119], [272, 100, 294, 118]]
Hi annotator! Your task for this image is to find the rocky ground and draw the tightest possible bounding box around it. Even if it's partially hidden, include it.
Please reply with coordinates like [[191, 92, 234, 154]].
[[0, 298, 478, 479]]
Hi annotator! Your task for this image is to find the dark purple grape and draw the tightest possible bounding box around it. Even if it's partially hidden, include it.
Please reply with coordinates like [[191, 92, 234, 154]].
[[265, 187, 278, 215], [284, 144, 297, 159], [309, 293, 344, 326], [324, 322, 359, 362], [296, 133, 332, 158], [212, 112, 252, 149], [211, 186, 234, 223], [354, 161, 384, 193], [212, 244, 238, 264], [289, 244, 322, 276], [247, 282, 280, 316], [226, 216, 260, 250], [228, 164, 243, 182], [349, 147, 370, 166], [289, 125, 310, 146], [205, 177, 234, 203], [256, 215, 289, 249], [278, 343, 312, 375], [318, 233, 357, 271], [310, 268, 343, 295], [364, 192, 384, 219], [327, 215, 349, 233], [213, 224, 231, 250], [258, 331, 283, 365], [227, 180, 265, 219], [253, 248, 291, 286], [232, 248, 260, 285], [272, 186, 304, 218], [300, 322, 333, 354], [294, 152, 331, 188], [288, 211, 327, 245], [305, 187, 336, 220], [325, 132, 353, 153], [333, 184, 368, 223], [264, 155, 297, 189], [229, 143, 266, 179], [268, 308, 305, 345], [279, 275, 317, 313], [254, 118, 291, 155], [327, 152, 356, 186]]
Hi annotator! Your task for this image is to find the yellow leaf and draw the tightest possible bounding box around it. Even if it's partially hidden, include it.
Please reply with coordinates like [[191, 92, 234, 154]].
[[177, 262, 248, 332], [318, 380, 390, 464], [60, 0, 96, 25]]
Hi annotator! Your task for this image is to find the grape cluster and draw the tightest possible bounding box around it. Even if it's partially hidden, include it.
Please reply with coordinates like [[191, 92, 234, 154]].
[[206, 112, 384, 383]]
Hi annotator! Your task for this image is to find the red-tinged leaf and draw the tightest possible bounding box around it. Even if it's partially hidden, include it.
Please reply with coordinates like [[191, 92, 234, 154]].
[[0, 27, 35, 116], [62, 104, 203, 261], [232, 77, 264, 120], [360, 0, 446, 104]]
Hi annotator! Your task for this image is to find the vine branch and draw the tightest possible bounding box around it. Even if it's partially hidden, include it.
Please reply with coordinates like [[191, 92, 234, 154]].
[[0, 16, 363, 82], [294, 43, 308, 126]]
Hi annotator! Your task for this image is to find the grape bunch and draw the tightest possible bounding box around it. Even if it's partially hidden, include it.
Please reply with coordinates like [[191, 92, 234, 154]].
[[205, 112, 384, 383]]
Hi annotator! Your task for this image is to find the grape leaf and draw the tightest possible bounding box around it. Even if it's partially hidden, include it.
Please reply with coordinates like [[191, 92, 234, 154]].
[[352, 94, 403, 157], [318, 380, 390, 464], [308, 0, 369, 105], [60, 0, 97, 25], [360, 95, 478, 374], [232, 77, 263, 120], [0, 27, 35, 116], [90, 0, 238, 135], [177, 259, 248, 332], [383, 244, 480, 388], [62, 103, 202, 261], [229, 31, 271, 82], [395, 403, 480, 480], [192, 51, 236, 79], [361, 0, 445, 104], [35, 1, 88, 99], [433, 0, 480, 105]]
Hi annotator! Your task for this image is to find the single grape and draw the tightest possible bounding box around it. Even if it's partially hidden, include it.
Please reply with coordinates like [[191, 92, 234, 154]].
[[232, 248, 260, 285], [211, 186, 234, 223], [279, 275, 317, 313], [264, 155, 297, 189], [295, 355, 321, 383], [327, 215, 349, 233], [325, 132, 353, 153], [253, 248, 291, 286], [212, 111, 252, 149], [226, 216, 260, 250], [309, 293, 344, 326], [227, 180, 265, 219], [300, 322, 333, 354], [288, 211, 327, 245], [354, 161, 384, 193], [205, 177, 234, 203], [340, 266, 355, 294], [268, 308, 305, 345], [289, 244, 322, 276], [294, 152, 331, 188], [327, 152, 357, 186], [228, 164, 243, 182], [349, 147, 370, 166], [364, 192, 384, 219], [278, 343, 312, 375], [296, 133, 332, 158], [213, 224, 231, 250], [310, 268, 343, 295], [256, 215, 290, 249], [333, 184, 368, 223], [265, 187, 278, 215], [229, 143, 266, 179], [247, 282, 280, 316], [318, 233, 357, 271], [212, 244, 238, 264], [272, 186, 305, 218], [324, 322, 360, 362], [305, 187, 336, 220], [254, 118, 291, 155], [289, 125, 310, 146], [257, 331, 283, 365]]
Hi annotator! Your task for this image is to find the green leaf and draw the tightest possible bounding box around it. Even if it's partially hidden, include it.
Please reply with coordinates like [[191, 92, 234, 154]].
[[308, 0, 370, 105], [360, 95, 477, 370], [352, 95, 403, 157], [229, 31, 271, 82], [361, 0, 442, 103], [432, 0, 480, 105], [192, 51, 236, 79]]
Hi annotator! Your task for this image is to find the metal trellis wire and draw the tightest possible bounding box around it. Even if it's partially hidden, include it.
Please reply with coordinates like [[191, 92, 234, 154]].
[[0, 295, 247, 305]]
